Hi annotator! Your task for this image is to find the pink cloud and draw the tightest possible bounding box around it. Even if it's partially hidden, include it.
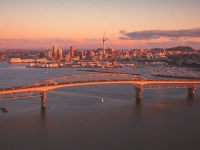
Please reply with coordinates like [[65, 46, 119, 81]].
[[119, 28, 200, 40], [119, 30, 127, 34]]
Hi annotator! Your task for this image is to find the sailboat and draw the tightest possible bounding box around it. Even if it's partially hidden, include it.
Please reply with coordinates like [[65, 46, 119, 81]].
[[101, 98, 104, 103]]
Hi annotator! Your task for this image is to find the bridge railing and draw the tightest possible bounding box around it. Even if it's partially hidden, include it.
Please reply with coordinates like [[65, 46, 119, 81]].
[[21, 73, 148, 88], [0, 90, 42, 100], [143, 83, 198, 89]]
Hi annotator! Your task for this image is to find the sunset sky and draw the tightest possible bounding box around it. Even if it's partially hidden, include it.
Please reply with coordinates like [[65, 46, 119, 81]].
[[1, 0, 200, 50]]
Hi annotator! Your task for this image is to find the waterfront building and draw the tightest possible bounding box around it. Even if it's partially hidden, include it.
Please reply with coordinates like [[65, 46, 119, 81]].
[[70, 46, 75, 57], [112, 61, 117, 67], [8, 58, 22, 63]]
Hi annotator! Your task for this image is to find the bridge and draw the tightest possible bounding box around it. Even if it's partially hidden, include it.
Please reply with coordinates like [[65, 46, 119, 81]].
[[0, 73, 200, 108]]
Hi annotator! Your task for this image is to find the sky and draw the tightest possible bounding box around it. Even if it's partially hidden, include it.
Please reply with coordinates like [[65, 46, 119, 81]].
[[0, 0, 200, 50]]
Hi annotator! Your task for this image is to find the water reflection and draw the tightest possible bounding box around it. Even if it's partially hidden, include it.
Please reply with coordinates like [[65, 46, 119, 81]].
[[133, 98, 143, 123], [135, 98, 142, 106], [134, 98, 142, 114], [40, 107, 47, 130], [187, 94, 194, 101]]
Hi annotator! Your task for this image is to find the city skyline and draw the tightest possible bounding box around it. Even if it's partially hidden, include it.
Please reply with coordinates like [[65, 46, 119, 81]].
[[1, 0, 200, 50]]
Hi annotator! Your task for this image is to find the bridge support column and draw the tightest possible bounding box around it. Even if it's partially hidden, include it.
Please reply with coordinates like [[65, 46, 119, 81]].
[[188, 87, 196, 95], [41, 91, 47, 108], [135, 87, 143, 100]]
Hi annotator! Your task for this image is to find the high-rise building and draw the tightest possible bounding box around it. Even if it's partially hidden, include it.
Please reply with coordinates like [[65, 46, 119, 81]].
[[58, 49, 63, 60], [40, 52, 45, 58], [103, 32, 106, 54], [47, 50, 53, 60], [53, 45, 57, 60], [70, 45, 75, 57], [89, 50, 94, 57], [65, 54, 70, 61], [108, 47, 114, 54]]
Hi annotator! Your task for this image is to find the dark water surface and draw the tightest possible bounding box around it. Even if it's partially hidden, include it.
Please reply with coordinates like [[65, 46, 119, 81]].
[[1, 62, 200, 150]]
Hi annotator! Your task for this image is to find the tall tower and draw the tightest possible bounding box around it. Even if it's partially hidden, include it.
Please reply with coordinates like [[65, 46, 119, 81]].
[[103, 30, 106, 55], [70, 45, 75, 57]]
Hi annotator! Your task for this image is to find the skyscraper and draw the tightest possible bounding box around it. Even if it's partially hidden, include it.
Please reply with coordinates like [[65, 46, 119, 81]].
[[53, 45, 57, 60], [47, 50, 53, 60], [58, 49, 63, 60], [70, 45, 75, 57]]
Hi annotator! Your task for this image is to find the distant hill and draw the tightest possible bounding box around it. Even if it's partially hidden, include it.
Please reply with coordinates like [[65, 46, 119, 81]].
[[151, 46, 195, 52], [150, 48, 164, 52], [166, 46, 194, 51]]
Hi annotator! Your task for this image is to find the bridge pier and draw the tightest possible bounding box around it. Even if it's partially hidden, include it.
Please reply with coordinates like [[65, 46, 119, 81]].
[[188, 87, 196, 95], [41, 91, 47, 108], [135, 87, 143, 100]]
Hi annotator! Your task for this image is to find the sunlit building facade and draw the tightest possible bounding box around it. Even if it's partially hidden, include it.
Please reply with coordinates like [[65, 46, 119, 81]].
[[53, 45, 57, 60], [70, 45, 75, 57], [58, 49, 63, 60]]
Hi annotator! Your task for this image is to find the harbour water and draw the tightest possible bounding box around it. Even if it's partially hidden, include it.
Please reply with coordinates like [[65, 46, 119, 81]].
[[1, 62, 200, 150]]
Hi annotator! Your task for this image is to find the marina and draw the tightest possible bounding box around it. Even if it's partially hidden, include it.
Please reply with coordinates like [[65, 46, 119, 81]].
[[98, 66, 200, 79]]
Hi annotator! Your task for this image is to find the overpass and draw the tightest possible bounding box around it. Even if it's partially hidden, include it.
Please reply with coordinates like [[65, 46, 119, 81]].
[[0, 73, 199, 108]]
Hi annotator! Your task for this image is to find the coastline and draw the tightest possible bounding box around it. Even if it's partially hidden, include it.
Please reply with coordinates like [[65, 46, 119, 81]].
[[151, 74, 200, 79], [77, 69, 141, 75]]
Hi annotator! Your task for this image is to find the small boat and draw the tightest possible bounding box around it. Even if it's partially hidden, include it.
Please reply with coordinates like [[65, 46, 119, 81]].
[[101, 98, 104, 103], [0, 107, 8, 113]]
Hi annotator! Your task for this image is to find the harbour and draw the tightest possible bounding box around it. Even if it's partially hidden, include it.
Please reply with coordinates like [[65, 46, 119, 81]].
[[1, 62, 200, 149]]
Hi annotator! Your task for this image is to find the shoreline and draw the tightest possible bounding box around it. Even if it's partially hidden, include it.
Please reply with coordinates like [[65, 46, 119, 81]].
[[77, 69, 141, 75], [26, 66, 117, 69], [151, 74, 200, 80]]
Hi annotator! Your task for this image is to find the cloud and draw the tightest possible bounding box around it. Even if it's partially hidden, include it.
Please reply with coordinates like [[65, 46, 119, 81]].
[[185, 41, 200, 45], [0, 40, 6, 43], [85, 38, 105, 43], [169, 37, 180, 41], [147, 42, 166, 45], [119, 28, 200, 40], [0, 38, 77, 49], [119, 30, 127, 34], [118, 37, 129, 40]]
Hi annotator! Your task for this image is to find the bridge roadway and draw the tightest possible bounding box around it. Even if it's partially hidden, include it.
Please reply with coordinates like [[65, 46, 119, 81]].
[[0, 73, 200, 108]]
